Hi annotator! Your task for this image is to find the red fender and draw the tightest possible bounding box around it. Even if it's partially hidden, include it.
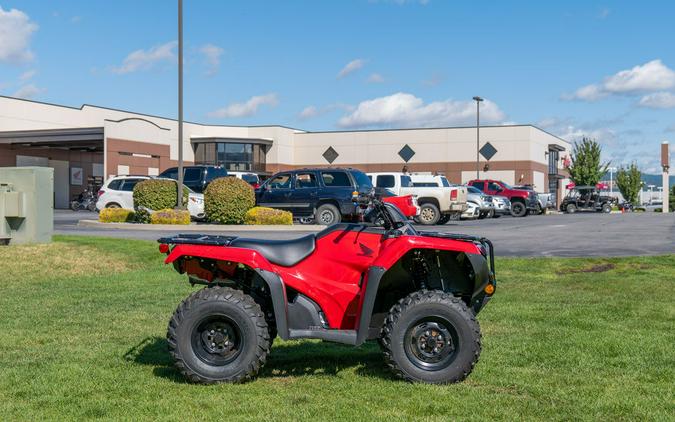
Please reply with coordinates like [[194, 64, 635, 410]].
[[165, 244, 275, 272], [372, 235, 481, 269]]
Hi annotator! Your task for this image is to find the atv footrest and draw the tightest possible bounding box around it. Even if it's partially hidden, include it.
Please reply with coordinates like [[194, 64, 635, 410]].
[[157, 233, 238, 246]]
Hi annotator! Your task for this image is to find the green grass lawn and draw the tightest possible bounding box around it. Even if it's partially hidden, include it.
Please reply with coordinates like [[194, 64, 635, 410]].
[[0, 236, 673, 421]]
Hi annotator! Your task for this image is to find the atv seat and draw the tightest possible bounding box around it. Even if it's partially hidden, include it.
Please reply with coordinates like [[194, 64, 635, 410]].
[[229, 234, 316, 267]]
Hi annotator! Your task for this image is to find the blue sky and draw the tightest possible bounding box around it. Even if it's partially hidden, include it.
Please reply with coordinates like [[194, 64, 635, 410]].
[[1, 0, 674, 173]]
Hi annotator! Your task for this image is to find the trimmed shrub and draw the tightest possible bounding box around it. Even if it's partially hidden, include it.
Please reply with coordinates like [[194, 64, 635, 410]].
[[99, 208, 135, 223], [133, 179, 189, 211], [134, 207, 152, 224], [150, 209, 191, 225], [204, 177, 255, 224], [244, 207, 293, 225]]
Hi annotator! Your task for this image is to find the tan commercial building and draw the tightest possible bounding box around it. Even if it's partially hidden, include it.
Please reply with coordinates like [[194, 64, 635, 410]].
[[0, 95, 570, 208]]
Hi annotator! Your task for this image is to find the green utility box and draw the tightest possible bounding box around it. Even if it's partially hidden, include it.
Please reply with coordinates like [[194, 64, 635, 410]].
[[0, 167, 53, 245]]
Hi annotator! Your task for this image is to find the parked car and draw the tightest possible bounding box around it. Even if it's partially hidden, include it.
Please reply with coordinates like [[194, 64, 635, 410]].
[[513, 184, 553, 214], [491, 195, 511, 217], [560, 186, 616, 213], [367, 172, 467, 225], [256, 168, 372, 225], [460, 201, 481, 220], [468, 179, 538, 217], [96, 175, 205, 220], [229, 171, 261, 188], [158, 165, 228, 193], [465, 185, 495, 219], [374, 187, 420, 218]]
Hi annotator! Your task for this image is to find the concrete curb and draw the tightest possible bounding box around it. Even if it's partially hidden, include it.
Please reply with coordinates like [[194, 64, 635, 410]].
[[77, 220, 324, 232]]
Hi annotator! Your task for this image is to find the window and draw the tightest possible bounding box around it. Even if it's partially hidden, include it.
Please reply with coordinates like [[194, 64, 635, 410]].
[[160, 168, 178, 180], [440, 177, 451, 187], [376, 175, 395, 188], [120, 178, 143, 192], [184, 168, 203, 183], [548, 150, 559, 175], [400, 175, 413, 187], [107, 179, 122, 190], [295, 173, 317, 189], [193, 142, 266, 172], [412, 182, 439, 187], [467, 186, 482, 194], [241, 174, 259, 184], [488, 182, 502, 192], [351, 171, 373, 190], [268, 174, 291, 189], [205, 167, 228, 182], [321, 171, 351, 187], [470, 181, 485, 191]]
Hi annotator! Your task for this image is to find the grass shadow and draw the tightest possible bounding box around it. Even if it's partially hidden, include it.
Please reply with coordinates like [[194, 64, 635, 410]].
[[124, 336, 398, 383]]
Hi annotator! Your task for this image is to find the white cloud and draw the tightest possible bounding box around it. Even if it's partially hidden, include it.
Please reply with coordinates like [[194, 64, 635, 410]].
[[0, 6, 38, 64], [337, 92, 505, 129], [638, 92, 675, 109], [298, 105, 319, 120], [564, 60, 675, 101], [337, 59, 366, 79], [367, 73, 384, 83], [112, 41, 177, 74], [208, 93, 278, 118], [19, 69, 36, 81], [13, 83, 43, 99], [297, 103, 354, 121], [598, 8, 610, 19], [199, 43, 224, 76]]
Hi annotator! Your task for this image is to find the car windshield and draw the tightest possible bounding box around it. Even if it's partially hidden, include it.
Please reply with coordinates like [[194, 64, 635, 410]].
[[499, 181, 514, 189], [351, 171, 373, 190], [467, 186, 482, 194]]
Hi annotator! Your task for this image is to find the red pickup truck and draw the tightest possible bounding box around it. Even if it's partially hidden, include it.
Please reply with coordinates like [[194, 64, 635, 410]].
[[468, 179, 539, 217]]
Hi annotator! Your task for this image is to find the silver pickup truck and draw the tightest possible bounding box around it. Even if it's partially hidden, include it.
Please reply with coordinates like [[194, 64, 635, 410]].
[[367, 172, 468, 225]]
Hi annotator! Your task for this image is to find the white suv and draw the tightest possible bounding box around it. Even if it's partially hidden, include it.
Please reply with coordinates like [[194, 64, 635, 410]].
[[96, 175, 205, 220]]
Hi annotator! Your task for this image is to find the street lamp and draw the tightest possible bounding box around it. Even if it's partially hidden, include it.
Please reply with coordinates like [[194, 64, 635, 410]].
[[175, 0, 184, 209], [607, 166, 617, 195], [473, 96, 484, 179]]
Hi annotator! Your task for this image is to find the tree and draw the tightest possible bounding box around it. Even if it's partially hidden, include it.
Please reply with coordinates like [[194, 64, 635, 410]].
[[616, 163, 642, 205], [566, 137, 610, 186]]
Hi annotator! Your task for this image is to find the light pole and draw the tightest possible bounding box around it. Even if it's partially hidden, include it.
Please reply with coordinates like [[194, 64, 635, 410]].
[[473, 96, 483, 179], [607, 166, 617, 195], [648, 184, 655, 204], [176, 0, 184, 209]]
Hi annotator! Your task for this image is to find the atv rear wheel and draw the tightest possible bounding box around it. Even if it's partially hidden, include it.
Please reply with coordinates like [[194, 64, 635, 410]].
[[380, 290, 481, 384], [167, 286, 271, 384]]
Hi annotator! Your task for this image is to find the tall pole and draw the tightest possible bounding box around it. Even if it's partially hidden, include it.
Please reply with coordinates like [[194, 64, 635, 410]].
[[176, 0, 184, 208], [663, 141, 670, 213], [473, 96, 483, 179]]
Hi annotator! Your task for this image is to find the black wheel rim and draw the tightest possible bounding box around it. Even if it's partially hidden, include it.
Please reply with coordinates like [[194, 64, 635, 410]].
[[513, 203, 523, 215], [191, 314, 243, 366], [319, 209, 335, 225], [404, 317, 458, 371]]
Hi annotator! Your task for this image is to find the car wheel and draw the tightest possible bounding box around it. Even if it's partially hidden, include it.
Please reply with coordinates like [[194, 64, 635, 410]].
[[315, 204, 341, 226], [417, 203, 441, 225], [510, 201, 527, 217], [380, 290, 481, 384], [602, 203, 612, 213], [106, 203, 121, 209], [566, 203, 577, 214], [437, 215, 451, 225], [167, 286, 271, 384]]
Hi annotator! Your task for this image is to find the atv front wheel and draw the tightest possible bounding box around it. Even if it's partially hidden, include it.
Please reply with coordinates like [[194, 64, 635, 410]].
[[167, 286, 271, 384], [380, 290, 481, 384]]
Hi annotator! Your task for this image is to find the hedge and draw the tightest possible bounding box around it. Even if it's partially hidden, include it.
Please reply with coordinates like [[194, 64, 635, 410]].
[[150, 209, 191, 225], [133, 179, 189, 211], [99, 208, 135, 223], [204, 177, 255, 224], [244, 207, 293, 225]]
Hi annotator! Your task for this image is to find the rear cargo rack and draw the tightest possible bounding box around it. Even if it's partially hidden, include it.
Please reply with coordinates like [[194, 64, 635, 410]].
[[157, 233, 237, 246]]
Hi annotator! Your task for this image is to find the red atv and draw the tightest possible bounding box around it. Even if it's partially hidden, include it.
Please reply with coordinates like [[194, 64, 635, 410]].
[[158, 197, 496, 384]]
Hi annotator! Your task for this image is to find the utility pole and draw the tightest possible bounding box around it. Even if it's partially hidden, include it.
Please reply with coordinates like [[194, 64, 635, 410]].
[[176, 0, 184, 209], [473, 96, 483, 179], [608, 166, 616, 195], [663, 141, 670, 213]]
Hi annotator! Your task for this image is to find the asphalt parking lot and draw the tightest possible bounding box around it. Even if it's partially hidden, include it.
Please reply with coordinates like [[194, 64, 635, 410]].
[[54, 210, 674, 257]]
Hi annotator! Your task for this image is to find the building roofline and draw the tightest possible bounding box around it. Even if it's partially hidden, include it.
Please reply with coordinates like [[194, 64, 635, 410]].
[[0, 95, 305, 132], [0, 95, 569, 143]]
